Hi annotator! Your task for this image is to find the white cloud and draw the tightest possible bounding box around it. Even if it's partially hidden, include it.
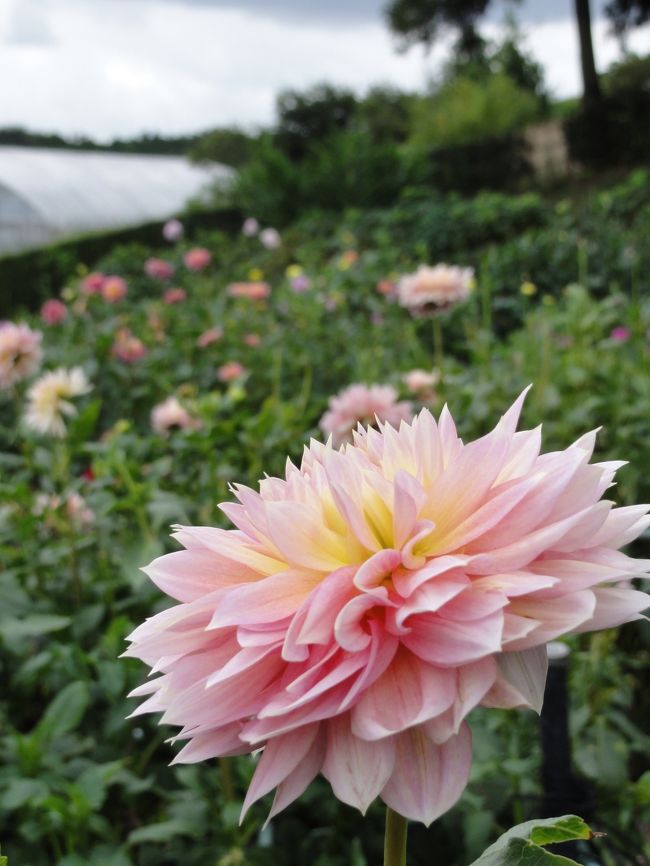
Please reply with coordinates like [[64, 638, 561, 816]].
[[0, 0, 647, 139]]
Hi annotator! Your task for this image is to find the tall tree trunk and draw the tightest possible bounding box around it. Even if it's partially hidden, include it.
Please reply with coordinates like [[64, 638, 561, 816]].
[[574, 0, 602, 105]]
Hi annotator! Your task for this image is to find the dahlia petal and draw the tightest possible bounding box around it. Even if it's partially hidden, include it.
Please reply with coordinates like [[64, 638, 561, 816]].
[[208, 569, 322, 629], [267, 730, 326, 823], [351, 649, 456, 740], [392, 556, 468, 598], [335, 592, 392, 651], [381, 722, 472, 826], [143, 549, 264, 602], [338, 623, 399, 711], [323, 714, 396, 813], [495, 645, 548, 713], [403, 609, 504, 666], [172, 526, 286, 576], [171, 724, 249, 763], [240, 723, 320, 820], [506, 590, 596, 650], [393, 470, 427, 548], [395, 576, 470, 628], [265, 501, 350, 570], [354, 549, 402, 593], [571, 587, 649, 633], [471, 572, 559, 597], [439, 588, 508, 622], [582, 504, 650, 549]]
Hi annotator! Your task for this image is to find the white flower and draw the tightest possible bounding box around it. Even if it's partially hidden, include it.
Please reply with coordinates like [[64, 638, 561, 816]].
[[25, 367, 92, 437], [397, 264, 474, 315]]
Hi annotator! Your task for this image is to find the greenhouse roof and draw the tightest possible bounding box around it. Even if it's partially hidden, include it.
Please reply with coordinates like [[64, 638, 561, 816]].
[[0, 147, 232, 255]]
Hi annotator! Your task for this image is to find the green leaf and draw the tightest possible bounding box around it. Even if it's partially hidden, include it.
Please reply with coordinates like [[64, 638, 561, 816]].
[[468, 815, 593, 866], [0, 614, 71, 642], [127, 819, 194, 846], [33, 681, 90, 742], [1, 777, 49, 811]]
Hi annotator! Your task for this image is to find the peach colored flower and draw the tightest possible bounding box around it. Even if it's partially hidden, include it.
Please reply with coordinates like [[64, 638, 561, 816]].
[[197, 327, 223, 348], [376, 279, 396, 297], [217, 361, 246, 382], [126, 392, 649, 826], [227, 281, 271, 301], [260, 227, 281, 249], [403, 369, 440, 397], [24, 367, 91, 437], [163, 219, 184, 242], [145, 258, 175, 281], [398, 265, 474, 315], [102, 276, 128, 303], [244, 333, 262, 347], [242, 217, 259, 237], [163, 288, 187, 305], [0, 322, 43, 389], [112, 329, 148, 363], [320, 384, 413, 447], [184, 248, 212, 271], [81, 272, 105, 295], [338, 250, 359, 270], [151, 396, 200, 435], [41, 299, 67, 326]]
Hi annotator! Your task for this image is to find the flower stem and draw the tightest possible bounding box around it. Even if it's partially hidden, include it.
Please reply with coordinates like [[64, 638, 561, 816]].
[[432, 317, 444, 381], [384, 807, 408, 866]]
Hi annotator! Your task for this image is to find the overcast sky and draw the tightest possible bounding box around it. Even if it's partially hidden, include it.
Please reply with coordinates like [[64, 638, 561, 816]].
[[1, 0, 648, 139]]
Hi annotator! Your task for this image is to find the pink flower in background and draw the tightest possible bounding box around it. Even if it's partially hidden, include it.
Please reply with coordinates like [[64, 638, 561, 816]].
[[320, 383, 413, 447], [376, 279, 397, 298], [260, 227, 281, 249], [163, 219, 184, 242], [163, 288, 187, 305], [197, 327, 223, 348], [184, 247, 212, 271], [217, 361, 246, 382], [112, 329, 148, 364], [0, 322, 43, 389], [126, 392, 649, 826], [40, 299, 67, 326], [610, 326, 631, 343], [244, 333, 262, 347], [81, 272, 105, 295], [403, 369, 440, 397], [34, 491, 94, 528], [145, 258, 175, 281], [398, 264, 474, 315], [290, 275, 311, 293], [151, 396, 200, 435], [242, 217, 260, 237], [101, 276, 128, 303], [227, 281, 271, 301]]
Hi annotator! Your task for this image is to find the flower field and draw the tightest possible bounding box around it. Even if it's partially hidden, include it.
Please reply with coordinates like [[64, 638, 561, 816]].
[[1, 169, 650, 866]]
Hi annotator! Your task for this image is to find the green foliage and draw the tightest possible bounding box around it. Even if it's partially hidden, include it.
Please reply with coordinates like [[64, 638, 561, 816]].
[[408, 74, 541, 151], [274, 83, 358, 161], [469, 815, 593, 865], [1, 169, 649, 865], [189, 127, 255, 167]]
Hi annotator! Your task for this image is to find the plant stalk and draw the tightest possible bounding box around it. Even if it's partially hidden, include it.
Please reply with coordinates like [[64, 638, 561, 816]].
[[384, 807, 408, 866]]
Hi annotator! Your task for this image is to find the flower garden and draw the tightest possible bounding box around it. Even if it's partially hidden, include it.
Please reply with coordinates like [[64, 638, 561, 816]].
[[1, 168, 649, 866]]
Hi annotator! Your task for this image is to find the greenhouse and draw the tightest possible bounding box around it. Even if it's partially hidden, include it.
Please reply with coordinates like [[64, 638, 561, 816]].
[[0, 147, 231, 255]]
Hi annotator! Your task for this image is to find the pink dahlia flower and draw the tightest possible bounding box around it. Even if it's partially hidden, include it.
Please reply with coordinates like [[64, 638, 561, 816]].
[[217, 361, 246, 382], [242, 217, 260, 237], [403, 369, 440, 397], [0, 322, 43, 389], [145, 258, 175, 281], [227, 281, 271, 301], [125, 392, 649, 826], [398, 264, 474, 315], [81, 272, 105, 295], [163, 219, 184, 242], [197, 326, 223, 348], [151, 396, 200, 435], [102, 276, 128, 303], [40, 299, 67, 326], [610, 326, 631, 343], [111, 329, 148, 363], [320, 384, 414, 448], [184, 247, 212, 271], [163, 287, 187, 305], [260, 227, 281, 249], [244, 333, 262, 347]]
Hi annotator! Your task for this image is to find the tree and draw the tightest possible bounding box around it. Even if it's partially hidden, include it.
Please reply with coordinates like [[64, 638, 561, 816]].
[[386, 0, 603, 105], [605, 0, 650, 35], [274, 84, 358, 161]]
